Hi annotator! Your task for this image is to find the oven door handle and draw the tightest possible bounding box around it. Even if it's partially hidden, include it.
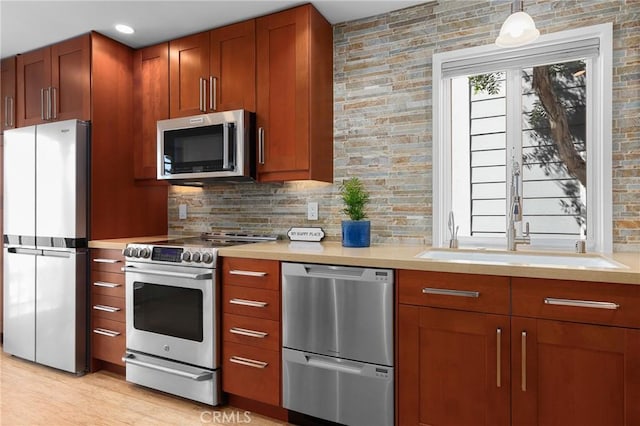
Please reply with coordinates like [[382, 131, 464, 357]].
[[122, 353, 213, 381], [122, 265, 212, 280]]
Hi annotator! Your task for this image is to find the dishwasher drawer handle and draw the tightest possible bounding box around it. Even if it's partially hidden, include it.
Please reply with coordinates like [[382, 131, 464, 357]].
[[93, 328, 121, 338], [544, 298, 619, 310], [93, 258, 121, 264], [122, 265, 212, 280], [122, 353, 213, 381], [93, 304, 121, 313], [229, 298, 268, 308], [229, 270, 268, 277], [93, 281, 121, 288], [305, 356, 363, 375], [422, 287, 480, 298], [229, 327, 268, 339], [229, 356, 268, 369]]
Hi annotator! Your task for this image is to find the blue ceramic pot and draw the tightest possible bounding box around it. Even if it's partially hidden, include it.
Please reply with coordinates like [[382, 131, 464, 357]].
[[341, 220, 371, 247]]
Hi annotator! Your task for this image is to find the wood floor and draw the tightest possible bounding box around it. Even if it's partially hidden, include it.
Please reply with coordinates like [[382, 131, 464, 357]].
[[0, 350, 287, 425]]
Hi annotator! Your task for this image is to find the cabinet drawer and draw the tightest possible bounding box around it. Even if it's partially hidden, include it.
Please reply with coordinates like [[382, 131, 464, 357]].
[[222, 257, 279, 290], [92, 317, 125, 366], [91, 249, 125, 273], [90, 270, 125, 298], [222, 341, 280, 406], [512, 278, 640, 328], [223, 285, 279, 320], [223, 313, 280, 351], [91, 294, 125, 322], [398, 270, 510, 315]]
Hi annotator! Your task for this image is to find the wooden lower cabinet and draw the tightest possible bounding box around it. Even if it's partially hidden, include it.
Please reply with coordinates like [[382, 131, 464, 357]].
[[512, 317, 640, 426], [89, 249, 126, 372], [398, 305, 510, 426], [221, 257, 281, 407]]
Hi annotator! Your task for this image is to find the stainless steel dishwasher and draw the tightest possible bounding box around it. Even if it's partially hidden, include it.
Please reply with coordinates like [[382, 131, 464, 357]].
[[282, 262, 394, 426]]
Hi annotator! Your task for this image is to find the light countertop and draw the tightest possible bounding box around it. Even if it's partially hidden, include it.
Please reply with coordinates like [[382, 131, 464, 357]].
[[89, 237, 640, 285]]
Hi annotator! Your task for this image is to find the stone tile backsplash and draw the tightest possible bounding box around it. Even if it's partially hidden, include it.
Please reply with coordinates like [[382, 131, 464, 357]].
[[169, 0, 639, 251]]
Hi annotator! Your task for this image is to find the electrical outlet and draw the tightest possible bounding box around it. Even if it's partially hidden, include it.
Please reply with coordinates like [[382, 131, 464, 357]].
[[179, 204, 187, 220], [307, 202, 318, 220]]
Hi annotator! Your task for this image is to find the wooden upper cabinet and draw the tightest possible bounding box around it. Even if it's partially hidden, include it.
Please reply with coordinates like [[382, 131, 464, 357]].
[[256, 4, 333, 183], [1, 57, 17, 131], [511, 316, 640, 426], [16, 34, 90, 127], [133, 43, 169, 180], [50, 35, 91, 121], [210, 20, 256, 112], [169, 31, 210, 117], [16, 47, 51, 126], [169, 21, 256, 118]]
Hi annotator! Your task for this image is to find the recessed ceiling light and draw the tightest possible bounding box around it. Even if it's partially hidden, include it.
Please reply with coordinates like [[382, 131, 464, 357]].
[[115, 24, 134, 35]]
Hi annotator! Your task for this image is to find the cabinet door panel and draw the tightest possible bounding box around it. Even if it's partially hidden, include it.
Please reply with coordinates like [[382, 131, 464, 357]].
[[210, 20, 256, 112], [1, 57, 16, 131], [256, 7, 310, 179], [169, 32, 209, 118], [51, 35, 90, 121], [512, 317, 640, 426], [398, 305, 510, 426], [16, 47, 51, 127], [134, 43, 169, 180]]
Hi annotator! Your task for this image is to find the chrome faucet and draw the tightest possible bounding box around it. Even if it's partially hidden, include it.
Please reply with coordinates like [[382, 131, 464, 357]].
[[507, 159, 531, 251]]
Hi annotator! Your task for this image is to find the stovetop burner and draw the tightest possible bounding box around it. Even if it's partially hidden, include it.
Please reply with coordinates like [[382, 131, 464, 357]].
[[152, 232, 278, 248]]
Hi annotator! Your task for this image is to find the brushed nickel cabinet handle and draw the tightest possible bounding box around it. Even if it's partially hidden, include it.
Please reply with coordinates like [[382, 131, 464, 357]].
[[422, 287, 480, 298], [93, 258, 121, 264], [93, 281, 121, 288], [544, 298, 619, 310], [229, 298, 268, 308], [229, 356, 268, 369], [210, 76, 217, 111], [51, 87, 57, 119], [41, 88, 46, 120], [198, 78, 204, 112], [229, 270, 267, 277], [9, 96, 14, 127], [229, 327, 268, 339], [93, 304, 121, 313], [47, 86, 52, 120], [93, 328, 120, 337], [258, 127, 265, 164], [496, 328, 502, 388], [3, 96, 8, 127], [521, 331, 527, 392]]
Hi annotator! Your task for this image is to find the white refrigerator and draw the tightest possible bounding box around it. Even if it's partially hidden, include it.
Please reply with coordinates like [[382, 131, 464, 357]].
[[3, 119, 88, 374]]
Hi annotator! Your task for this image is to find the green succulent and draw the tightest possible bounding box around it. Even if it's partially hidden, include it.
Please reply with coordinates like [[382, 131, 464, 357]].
[[340, 177, 370, 221]]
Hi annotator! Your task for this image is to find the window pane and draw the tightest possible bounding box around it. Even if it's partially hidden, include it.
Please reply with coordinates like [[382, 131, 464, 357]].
[[521, 60, 587, 238]]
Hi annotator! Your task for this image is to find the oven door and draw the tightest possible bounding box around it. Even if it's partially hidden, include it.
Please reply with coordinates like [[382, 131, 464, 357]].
[[125, 262, 216, 369]]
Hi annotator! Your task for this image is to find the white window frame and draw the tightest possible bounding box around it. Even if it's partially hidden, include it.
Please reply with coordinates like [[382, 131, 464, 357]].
[[432, 23, 613, 253]]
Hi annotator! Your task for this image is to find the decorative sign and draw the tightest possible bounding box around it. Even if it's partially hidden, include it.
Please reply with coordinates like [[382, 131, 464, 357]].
[[287, 227, 325, 242]]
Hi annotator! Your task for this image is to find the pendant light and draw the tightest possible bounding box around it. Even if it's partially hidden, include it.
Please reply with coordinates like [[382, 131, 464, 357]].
[[495, 0, 540, 47]]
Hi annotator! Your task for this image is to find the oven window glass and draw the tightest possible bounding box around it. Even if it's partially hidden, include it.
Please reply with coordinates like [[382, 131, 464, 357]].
[[133, 282, 204, 342], [163, 125, 224, 174]]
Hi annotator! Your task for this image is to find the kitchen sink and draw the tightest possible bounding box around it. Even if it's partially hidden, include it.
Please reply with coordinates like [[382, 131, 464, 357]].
[[416, 249, 627, 269]]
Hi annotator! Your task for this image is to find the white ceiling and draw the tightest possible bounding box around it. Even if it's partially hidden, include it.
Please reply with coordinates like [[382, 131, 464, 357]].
[[0, 0, 425, 59]]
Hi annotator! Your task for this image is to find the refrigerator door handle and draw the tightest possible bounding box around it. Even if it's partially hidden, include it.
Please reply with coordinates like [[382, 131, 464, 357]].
[[41, 250, 71, 258], [7, 247, 41, 255]]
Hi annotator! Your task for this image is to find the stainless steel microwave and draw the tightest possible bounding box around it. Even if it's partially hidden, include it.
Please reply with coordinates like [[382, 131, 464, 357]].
[[157, 109, 255, 183]]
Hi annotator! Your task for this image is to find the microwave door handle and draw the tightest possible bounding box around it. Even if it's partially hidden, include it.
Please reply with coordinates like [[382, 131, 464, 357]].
[[223, 123, 230, 170]]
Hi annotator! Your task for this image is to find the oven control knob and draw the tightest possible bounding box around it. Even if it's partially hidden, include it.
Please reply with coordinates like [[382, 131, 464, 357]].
[[192, 252, 202, 263], [202, 252, 213, 264], [122, 247, 131, 257], [182, 251, 192, 262], [139, 248, 151, 258], [130, 247, 139, 258]]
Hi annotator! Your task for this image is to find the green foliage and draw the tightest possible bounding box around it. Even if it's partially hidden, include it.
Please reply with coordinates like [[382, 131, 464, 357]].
[[469, 73, 502, 95], [340, 177, 370, 221]]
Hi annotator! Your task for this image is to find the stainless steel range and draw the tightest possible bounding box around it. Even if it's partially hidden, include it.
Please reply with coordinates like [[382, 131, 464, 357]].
[[122, 233, 275, 405]]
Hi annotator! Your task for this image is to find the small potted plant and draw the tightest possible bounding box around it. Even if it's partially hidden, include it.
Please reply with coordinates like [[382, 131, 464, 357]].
[[340, 177, 371, 247]]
